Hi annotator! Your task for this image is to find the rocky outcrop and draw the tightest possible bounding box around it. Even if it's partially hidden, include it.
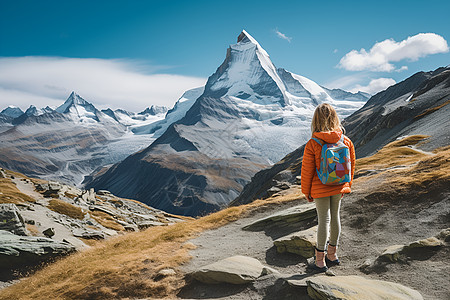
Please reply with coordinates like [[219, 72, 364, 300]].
[[361, 231, 447, 273], [243, 203, 316, 231], [381, 236, 443, 263], [0, 204, 27, 236], [191, 255, 278, 284], [306, 275, 423, 300], [273, 225, 317, 258], [0, 230, 75, 271]]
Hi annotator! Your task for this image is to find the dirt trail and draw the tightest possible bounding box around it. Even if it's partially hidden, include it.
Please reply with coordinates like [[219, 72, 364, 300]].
[[179, 174, 450, 300]]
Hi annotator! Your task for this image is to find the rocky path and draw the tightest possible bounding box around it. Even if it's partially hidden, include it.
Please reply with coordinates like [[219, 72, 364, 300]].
[[11, 178, 87, 248], [178, 181, 450, 300]]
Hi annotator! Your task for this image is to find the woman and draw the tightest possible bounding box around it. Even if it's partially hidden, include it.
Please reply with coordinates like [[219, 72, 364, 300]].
[[301, 103, 356, 271]]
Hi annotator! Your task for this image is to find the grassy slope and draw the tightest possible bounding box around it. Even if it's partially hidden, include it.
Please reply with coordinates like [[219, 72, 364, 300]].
[[0, 172, 35, 204], [1, 135, 448, 299], [0, 191, 303, 299]]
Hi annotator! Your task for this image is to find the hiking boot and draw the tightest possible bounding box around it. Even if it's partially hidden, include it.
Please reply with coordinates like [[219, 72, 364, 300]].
[[313, 248, 328, 272], [326, 244, 340, 266]]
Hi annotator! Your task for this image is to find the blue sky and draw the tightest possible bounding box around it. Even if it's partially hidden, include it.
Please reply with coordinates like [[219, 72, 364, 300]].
[[1, 0, 449, 111]]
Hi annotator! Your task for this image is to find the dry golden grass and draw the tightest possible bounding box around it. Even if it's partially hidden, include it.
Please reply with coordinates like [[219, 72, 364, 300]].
[[356, 135, 429, 172], [3, 169, 30, 179], [0, 192, 304, 300], [90, 210, 125, 231], [388, 145, 450, 190], [353, 136, 450, 193], [64, 192, 78, 199], [47, 199, 85, 220], [0, 178, 36, 204]]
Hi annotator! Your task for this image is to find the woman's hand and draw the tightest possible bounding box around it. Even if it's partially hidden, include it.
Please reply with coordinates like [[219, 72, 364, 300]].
[[307, 194, 314, 202]]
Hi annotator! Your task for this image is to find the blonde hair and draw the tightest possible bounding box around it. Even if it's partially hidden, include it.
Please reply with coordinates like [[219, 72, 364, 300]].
[[311, 103, 345, 134]]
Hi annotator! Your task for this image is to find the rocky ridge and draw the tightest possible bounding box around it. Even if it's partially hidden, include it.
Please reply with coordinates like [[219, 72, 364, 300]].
[[0, 168, 187, 281]]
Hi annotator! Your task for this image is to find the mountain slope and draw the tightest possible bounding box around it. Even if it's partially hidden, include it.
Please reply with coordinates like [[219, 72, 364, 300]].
[[231, 66, 450, 206], [85, 30, 369, 216]]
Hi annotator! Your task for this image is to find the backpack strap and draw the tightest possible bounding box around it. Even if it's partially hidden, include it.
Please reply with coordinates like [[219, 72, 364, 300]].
[[338, 134, 345, 143], [311, 138, 323, 146]]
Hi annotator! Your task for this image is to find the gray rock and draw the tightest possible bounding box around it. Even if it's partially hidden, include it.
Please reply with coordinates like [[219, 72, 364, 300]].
[[274, 225, 317, 258], [89, 205, 116, 217], [158, 268, 176, 276], [380, 244, 405, 262], [306, 275, 423, 300], [267, 186, 282, 196], [243, 203, 316, 231], [81, 189, 96, 203], [287, 278, 308, 288], [192, 255, 278, 284], [0, 230, 75, 270], [381, 237, 442, 262], [35, 183, 49, 192], [137, 220, 167, 230], [97, 190, 112, 196], [0, 204, 27, 235], [42, 227, 55, 238], [276, 182, 291, 190], [436, 228, 450, 242], [72, 229, 105, 240]]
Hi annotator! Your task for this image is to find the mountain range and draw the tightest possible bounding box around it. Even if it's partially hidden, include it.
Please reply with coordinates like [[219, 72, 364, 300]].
[[231, 65, 450, 206], [84, 30, 370, 216], [0, 92, 169, 184]]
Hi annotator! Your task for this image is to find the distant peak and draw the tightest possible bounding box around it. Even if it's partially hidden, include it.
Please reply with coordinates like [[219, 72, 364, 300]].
[[67, 92, 89, 105], [237, 30, 258, 44], [55, 91, 94, 114]]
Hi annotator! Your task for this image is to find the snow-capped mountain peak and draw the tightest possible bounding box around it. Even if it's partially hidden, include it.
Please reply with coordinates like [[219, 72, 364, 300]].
[[24, 105, 54, 116], [55, 92, 101, 123], [0, 105, 24, 118], [138, 105, 168, 116], [204, 30, 290, 106], [55, 92, 92, 113]]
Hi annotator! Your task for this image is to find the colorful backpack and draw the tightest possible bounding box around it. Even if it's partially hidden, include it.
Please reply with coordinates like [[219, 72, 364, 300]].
[[312, 135, 351, 185]]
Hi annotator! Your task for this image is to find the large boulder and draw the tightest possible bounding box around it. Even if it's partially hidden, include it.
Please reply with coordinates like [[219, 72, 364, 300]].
[[0, 230, 76, 270], [307, 275, 423, 300], [274, 225, 317, 258], [191, 255, 278, 284], [243, 203, 316, 231], [0, 204, 27, 235]]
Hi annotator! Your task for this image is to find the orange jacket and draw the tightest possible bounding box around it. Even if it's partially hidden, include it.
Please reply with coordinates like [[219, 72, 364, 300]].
[[301, 131, 356, 201]]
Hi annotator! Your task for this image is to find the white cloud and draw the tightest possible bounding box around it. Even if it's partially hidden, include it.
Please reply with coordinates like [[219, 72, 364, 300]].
[[324, 73, 368, 90], [333, 49, 338, 53], [350, 78, 396, 94], [338, 33, 449, 72], [395, 65, 408, 72], [0, 57, 206, 112], [275, 29, 292, 43]]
